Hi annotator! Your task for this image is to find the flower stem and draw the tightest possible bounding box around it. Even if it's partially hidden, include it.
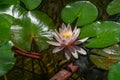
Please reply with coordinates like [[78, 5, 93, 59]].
[[4, 74, 7, 80]]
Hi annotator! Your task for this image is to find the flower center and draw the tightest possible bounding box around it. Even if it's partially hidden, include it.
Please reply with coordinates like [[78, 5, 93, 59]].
[[62, 32, 72, 39]]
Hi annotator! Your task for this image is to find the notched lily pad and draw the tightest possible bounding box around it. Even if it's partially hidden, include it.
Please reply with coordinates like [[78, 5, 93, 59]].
[[0, 4, 26, 19], [21, 0, 42, 10], [107, 0, 120, 15], [0, 4, 54, 51], [0, 14, 13, 47], [108, 62, 120, 80], [0, 0, 20, 5], [0, 41, 16, 76], [80, 21, 120, 48], [90, 45, 120, 70], [11, 11, 54, 51], [61, 1, 98, 26]]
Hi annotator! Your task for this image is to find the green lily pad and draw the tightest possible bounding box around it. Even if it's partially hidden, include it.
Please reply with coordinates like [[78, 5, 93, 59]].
[[108, 62, 120, 80], [0, 4, 54, 51], [0, 0, 20, 5], [92, 45, 120, 57], [0, 4, 14, 16], [79, 21, 120, 48], [0, 14, 13, 47], [107, 0, 120, 15], [0, 4, 26, 19], [21, 0, 42, 10], [61, 1, 98, 26], [90, 45, 120, 70], [11, 11, 54, 51], [0, 41, 16, 76], [0, 5, 24, 47]]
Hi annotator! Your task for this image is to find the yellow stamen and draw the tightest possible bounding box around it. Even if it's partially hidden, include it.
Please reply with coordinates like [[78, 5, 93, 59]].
[[62, 32, 72, 39]]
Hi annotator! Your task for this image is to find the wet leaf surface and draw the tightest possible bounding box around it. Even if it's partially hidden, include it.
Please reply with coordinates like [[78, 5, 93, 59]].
[[11, 11, 54, 51], [21, 0, 42, 10], [90, 45, 120, 70], [107, 0, 120, 15], [61, 1, 98, 26], [80, 21, 120, 48], [0, 0, 20, 5], [108, 62, 120, 80], [0, 14, 13, 47], [0, 4, 54, 51], [0, 42, 16, 76]]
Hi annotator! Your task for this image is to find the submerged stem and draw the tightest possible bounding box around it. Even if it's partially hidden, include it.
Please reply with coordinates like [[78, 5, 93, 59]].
[[4, 74, 7, 80]]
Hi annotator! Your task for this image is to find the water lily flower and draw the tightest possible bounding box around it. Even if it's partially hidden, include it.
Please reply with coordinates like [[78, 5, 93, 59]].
[[47, 23, 88, 60]]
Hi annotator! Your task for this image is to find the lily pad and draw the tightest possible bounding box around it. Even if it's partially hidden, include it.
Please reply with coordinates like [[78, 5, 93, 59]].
[[0, 4, 26, 19], [0, 14, 13, 47], [0, 0, 20, 5], [108, 62, 120, 80], [90, 45, 120, 70], [0, 4, 54, 51], [90, 55, 114, 70], [79, 21, 120, 48], [61, 1, 98, 26], [107, 0, 120, 15], [21, 0, 42, 10], [11, 11, 54, 51], [0, 41, 16, 76]]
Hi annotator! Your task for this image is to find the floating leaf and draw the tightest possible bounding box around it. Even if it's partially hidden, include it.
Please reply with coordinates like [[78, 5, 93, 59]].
[[108, 62, 120, 80], [0, 4, 24, 46], [79, 21, 120, 48], [0, 4, 53, 51], [11, 11, 54, 51], [90, 45, 120, 70], [21, 0, 42, 10], [61, 1, 98, 26], [92, 45, 120, 56], [107, 0, 120, 15], [0, 4, 26, 19], [0, 41, 16, 76], [0, 0, 20, 5], [90, 55, 113, 70], [0, 14, 13, 46]]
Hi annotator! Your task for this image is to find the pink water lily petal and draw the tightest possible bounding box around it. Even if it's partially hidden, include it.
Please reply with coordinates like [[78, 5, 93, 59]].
[[72, 28, 80, 41], [74, 37, 88, 45], [65, 52, 71, 60], [53, 30, 63, 43], [72, 26, 77, 34], [74, 40, 82, 45], [71, 50, 78, 59], [78, 37, 89, 43], [73, 46, 87, 55], [47, 41, 61, 46], [77, 48, 87, 55], [61, 23, 67, 32], [69, 47, 78, 59], [67, 24, 72, 33], [53, 47, 64, 53], [64, 48, 71, 60]]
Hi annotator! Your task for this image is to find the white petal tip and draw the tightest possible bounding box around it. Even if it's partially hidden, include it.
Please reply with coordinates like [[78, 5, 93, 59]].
[[71, 52, 78, 59], [65, 53, 71, 60], [52, 47, 64, 53], [47, 41, 60, 46], [79, 37, 89, 43], [78, 48, 87, 55]]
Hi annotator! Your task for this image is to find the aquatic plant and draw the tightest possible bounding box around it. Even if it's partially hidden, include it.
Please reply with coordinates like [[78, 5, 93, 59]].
[[47, 23, 88, 60]]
